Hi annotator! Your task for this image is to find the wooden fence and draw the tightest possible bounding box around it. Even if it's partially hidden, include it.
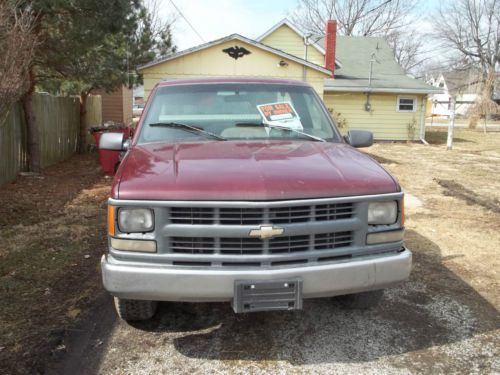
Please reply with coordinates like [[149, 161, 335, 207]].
[[0, 93, 102, 186], [0, 103, 28, 185]]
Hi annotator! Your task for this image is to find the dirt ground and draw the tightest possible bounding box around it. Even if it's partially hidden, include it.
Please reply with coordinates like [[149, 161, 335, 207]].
[[0, 154, 110, 374], [1, 128, 499, 375]]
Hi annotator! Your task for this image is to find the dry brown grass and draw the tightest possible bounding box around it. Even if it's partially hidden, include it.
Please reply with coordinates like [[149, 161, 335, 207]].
[[366, 127, 500, 309], [0, 154, 110, 374]]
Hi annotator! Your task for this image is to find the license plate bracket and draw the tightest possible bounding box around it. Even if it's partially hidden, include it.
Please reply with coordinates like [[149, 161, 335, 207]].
[[233, 278, 303, 313]]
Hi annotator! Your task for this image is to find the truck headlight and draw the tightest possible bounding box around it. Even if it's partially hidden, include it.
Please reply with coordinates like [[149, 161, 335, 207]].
[[118, 208, 154, 233], [368, 201, 397, 224]]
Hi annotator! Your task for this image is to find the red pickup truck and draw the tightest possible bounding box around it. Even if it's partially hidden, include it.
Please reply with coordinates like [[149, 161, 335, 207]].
[[99, 77, 411, 321]]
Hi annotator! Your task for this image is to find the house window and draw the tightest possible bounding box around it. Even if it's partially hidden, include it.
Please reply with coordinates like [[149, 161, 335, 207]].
[[397, 96, 417, 112]]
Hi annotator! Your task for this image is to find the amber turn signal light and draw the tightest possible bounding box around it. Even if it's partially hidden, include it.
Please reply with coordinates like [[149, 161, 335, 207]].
[[108, 205, 115, 237]]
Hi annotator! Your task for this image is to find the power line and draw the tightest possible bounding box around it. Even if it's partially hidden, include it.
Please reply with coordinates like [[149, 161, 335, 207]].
[[362, 0, 393, 18], [168, 0, 205, 43]]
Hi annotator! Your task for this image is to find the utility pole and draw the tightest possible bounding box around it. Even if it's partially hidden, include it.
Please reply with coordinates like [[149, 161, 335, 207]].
[[446, 96, 456, 150]]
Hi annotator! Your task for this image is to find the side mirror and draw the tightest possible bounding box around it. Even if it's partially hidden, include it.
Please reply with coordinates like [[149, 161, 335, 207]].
[[99, 132, 126, 151], [345, 130, 373, 148]]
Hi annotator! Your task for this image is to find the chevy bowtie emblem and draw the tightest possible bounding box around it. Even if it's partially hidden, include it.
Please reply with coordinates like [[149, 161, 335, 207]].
[[249, 225, 284, 240]]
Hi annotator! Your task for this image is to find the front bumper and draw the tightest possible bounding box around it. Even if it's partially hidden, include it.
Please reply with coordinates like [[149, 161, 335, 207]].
[[101, 248, 412, 302]]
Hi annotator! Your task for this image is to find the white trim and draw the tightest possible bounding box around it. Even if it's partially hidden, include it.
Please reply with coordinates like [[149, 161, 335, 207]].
[[256, 18, 342, 69], [139, 34, 332, 76], [396, 96, 417, 112], [257, 18, 325, 54]]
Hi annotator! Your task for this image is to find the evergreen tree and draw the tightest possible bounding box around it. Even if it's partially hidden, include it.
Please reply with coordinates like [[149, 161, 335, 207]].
[[21, 0, 176, 170]]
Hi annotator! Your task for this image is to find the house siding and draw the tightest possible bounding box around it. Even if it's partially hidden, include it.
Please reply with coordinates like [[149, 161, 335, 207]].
[[260, 24, 325, 66], [141, 39, 328, 99], [324, 92, 425, 140], [94, 86, 133, 125], [98, 89, 123, 123]]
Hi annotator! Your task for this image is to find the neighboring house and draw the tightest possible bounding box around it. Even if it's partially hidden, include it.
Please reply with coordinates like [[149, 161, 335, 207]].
[[133, 85, 145, 105], [426, 69, 484, 118], [139, 19, 440, 141], [92, 85, 133, 125]]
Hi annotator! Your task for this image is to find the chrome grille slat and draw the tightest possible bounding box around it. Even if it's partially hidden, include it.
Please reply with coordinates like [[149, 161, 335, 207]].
[[220, 237, 262, 255], [170, 237, 215, 254], [169, 207, 216, 224], [168, 203, 354, 225], [171, 232, 353, 255]]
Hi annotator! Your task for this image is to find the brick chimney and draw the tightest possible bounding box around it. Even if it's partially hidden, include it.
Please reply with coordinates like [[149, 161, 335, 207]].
[[325, 20, 337, 77]]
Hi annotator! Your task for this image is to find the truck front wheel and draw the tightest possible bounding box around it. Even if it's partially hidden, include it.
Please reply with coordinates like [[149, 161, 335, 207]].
[[336, 290, 384, 309], [114, 297, 157, 321]]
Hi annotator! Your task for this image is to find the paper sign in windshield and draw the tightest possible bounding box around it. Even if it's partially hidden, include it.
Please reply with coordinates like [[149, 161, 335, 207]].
[[257, 102, 303, 130]]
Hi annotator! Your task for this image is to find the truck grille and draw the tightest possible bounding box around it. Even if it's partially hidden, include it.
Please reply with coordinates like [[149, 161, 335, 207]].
[[152, 198, 362, 268], [170, 232, 352, 255], [169, 203, 354, 225]]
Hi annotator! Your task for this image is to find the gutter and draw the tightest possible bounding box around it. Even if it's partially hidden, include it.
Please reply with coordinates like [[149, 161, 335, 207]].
[[324, 86, 442, 95]]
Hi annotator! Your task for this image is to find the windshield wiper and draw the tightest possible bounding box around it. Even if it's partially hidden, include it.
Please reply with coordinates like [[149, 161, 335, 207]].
[[235, 122, 326, 142], [149, 122, 226, 141]]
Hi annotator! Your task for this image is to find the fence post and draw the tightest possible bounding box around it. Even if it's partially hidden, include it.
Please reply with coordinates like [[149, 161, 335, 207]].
[[446, 96, 456, 151]]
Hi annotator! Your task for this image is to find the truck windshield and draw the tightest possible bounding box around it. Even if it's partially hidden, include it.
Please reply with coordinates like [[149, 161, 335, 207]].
[[138, 83, 340, 143]]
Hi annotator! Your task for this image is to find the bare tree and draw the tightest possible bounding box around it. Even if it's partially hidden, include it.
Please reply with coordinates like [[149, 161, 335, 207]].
[[142, 0, 178, 57], [291, 0, 424, 73], [468, 70, 500, 130], [435, 0, 500, 99], [0, 1, 38, 121], [386, 29, 427, 73], [292, 0, 414, 36]]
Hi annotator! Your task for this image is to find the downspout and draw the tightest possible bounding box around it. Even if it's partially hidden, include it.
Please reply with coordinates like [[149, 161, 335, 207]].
[[419, 94, 428, 144]]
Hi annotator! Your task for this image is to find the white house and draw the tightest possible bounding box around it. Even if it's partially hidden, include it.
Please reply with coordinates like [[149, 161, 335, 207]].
[[427, 70, 483, 118]]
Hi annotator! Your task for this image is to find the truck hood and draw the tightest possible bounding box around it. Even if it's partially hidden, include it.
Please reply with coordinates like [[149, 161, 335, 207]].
[[114, 141, 399, 201]]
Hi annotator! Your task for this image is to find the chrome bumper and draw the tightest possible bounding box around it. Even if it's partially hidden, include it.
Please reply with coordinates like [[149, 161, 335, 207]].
[[101, 249, 412, 302]]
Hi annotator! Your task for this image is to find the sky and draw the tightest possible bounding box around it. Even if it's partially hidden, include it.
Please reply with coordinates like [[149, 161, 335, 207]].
[[157, 0, 440, 51], [157, 0, 299, 50]]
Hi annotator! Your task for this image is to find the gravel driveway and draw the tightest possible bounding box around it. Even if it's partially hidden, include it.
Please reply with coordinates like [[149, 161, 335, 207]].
[[92, 274, 497, 374]]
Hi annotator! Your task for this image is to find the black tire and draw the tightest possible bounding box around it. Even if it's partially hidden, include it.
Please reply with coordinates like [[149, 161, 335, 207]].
[[114, 297, 157, 321], [336, 290, 384, 309]]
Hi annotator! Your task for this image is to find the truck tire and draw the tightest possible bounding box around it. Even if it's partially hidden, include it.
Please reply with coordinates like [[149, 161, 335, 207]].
[[336, 290, 384, 309], [114, 297, 157, 321]]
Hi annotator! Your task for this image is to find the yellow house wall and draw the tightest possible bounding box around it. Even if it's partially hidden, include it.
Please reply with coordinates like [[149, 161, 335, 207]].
[[425, 97, 434, 116], [324, 92, 425, 140], [141, 39, 327, 99], [260, 24, 325, 66]]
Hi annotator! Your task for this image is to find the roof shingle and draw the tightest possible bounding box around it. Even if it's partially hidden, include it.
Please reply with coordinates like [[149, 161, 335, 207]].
[[323, 36, 440, 93]]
